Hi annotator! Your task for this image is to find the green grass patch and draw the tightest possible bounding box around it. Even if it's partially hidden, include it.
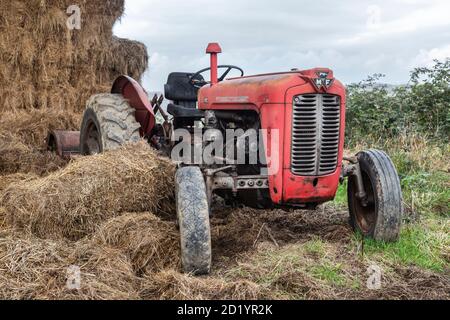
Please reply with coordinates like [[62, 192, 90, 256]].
[[304, 238, 327, 255], [310, 262, 346, 286], [362, 222, 449, 272], [333, 182, 348, 206]]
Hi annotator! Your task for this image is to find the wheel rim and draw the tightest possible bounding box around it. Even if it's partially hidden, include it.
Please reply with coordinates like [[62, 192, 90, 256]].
[[82, 121, 101, 155], [352, 171, 377, 234]]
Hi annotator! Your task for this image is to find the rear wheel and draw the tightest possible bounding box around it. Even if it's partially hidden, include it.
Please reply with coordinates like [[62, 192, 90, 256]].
[[175, 166, 212, 275], [348, 150, 403, 242], [80, 94, 141, 155]]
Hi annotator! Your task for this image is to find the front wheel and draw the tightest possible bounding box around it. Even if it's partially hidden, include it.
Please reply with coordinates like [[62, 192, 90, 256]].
[[348, 150, 403, 242], [175, 166, 212, 275]]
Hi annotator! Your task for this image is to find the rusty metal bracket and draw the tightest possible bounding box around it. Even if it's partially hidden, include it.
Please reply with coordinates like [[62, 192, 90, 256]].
[[204, 166, 234, 203], [343, 160, 368, 206], [47, 130, 80, 158], [151, 94, 169, 122]]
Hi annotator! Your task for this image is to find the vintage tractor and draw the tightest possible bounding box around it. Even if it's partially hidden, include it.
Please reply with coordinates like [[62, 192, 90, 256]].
[[49, 43, 403, 275]]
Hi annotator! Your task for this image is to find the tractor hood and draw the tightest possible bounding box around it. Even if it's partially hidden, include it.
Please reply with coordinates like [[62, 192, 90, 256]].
[[198, 68, 344, 110]]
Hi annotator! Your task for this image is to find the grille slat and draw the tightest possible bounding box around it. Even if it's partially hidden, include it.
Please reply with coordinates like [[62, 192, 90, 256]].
[[291, 94, 341, 176]]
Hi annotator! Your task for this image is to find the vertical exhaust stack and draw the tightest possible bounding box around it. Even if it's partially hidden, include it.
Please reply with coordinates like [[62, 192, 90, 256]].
[[206, 43, 222, 85]]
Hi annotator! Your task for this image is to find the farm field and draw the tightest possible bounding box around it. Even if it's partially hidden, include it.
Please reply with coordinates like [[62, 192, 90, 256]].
[[0, 0, 448, 300]]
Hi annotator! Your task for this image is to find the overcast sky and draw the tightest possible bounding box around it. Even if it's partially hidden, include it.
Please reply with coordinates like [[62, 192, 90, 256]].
[[113, 0, 450, 92]]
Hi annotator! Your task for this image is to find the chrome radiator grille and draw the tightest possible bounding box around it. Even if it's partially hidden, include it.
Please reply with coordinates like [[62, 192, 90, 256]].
[[291, 94, 341, 176]]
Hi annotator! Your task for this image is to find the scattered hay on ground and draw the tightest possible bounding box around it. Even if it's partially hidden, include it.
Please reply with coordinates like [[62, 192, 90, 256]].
[[368, 265, 450, 300], [0, 202, 448, 300], [0, 229, 140, 300], [90, 212, 180, 274], [139, 270, 267, 300], [0, 173, 37, 194], [2, 142, 176, 241]]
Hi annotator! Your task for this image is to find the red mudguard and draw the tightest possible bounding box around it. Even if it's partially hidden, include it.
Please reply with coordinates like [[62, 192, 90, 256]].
[[111, 75, 156, 136]]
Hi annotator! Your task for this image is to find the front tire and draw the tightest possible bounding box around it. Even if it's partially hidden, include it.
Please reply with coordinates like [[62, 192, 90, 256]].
[[175, 166, 212, 275], [348, 150, 403, 242], [80, 94, 141, 155]]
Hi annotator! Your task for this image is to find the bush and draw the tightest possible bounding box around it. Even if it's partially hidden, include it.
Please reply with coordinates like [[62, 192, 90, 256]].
[[346, 59, 450, 144]]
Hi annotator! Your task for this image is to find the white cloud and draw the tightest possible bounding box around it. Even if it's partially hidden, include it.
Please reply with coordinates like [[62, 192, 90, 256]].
[[338, 1, 450, 46], [411, 44, 450, 68], [114, 0, 450, 89]]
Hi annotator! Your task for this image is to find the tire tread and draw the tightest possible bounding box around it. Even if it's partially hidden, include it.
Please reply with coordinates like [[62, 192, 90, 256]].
[[83, 94, 141, 152]]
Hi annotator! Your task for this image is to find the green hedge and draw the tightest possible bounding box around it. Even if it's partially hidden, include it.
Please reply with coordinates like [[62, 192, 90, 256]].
[[346, 59, 450, 144]]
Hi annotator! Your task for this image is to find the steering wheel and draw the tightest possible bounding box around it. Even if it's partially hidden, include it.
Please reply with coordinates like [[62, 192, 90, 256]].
[[189, 65, 244, 89]]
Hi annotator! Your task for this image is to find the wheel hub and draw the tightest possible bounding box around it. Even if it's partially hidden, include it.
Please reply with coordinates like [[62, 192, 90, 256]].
[[353, 171, 376, 234], [82, 121, 101, 155]]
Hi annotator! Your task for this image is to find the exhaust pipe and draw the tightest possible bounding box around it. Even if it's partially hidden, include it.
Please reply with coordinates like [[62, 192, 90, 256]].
[[206, 43, 222, 85], [47, 130, 81, 158]]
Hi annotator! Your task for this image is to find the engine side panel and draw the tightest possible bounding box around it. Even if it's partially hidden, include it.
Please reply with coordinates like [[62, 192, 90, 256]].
[[259, 103, 285, 204]]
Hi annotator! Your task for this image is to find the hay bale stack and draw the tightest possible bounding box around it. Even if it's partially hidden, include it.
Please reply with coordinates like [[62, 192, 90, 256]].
[[0, 109, 80, 175], [0, 131, 68, 175], [0, 0, 148, 113], [2, 142, 176, 241], [0, 0, 149, 176], [0, 109, 81, 147]]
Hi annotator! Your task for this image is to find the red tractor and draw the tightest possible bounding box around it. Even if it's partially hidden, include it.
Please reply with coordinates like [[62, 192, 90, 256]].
[[49, 43, 403, 275]]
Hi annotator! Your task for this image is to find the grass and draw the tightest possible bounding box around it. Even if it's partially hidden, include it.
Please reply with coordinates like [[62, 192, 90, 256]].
[[334, 170, 449, 216], [401, 171, 449, 217], [339, 136, 449, 216], [310, 262, 346, 286], [303, 238, 327, 256], [361, 220, 449, 272], [303, 239, 349, 286], [225, 240, 356, 291], [333, 182, 347, 206]]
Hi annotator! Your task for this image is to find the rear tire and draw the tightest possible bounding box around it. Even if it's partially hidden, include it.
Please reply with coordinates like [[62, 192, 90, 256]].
[[80, 94, 141, 155], [348, 150, 403, 242], [175, 166, 212, 275]]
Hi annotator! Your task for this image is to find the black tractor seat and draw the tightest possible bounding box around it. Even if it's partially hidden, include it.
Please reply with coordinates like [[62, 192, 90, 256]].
[[164, 72, 205, 127], [167, 103, 204, 118]]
